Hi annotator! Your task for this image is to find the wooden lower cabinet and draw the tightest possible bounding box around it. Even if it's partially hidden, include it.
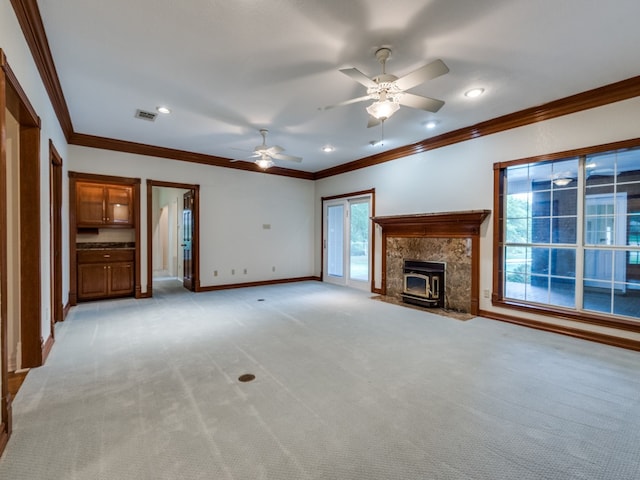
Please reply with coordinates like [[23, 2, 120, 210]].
[[78, 250, 134, 300]]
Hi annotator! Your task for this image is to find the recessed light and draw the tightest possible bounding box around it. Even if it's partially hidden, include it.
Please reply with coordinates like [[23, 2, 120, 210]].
[[464, 88, 485, 98], [425, 120, 439, 129], [322, 145, 335, 153], [156, 106, 171, 114]]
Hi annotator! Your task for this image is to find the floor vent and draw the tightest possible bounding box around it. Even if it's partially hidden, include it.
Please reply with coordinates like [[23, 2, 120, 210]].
[[135, 109, 157, 121]]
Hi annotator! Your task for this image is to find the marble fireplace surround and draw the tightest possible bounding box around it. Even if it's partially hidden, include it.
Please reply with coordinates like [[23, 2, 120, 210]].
[[372, 210, 490, 315]]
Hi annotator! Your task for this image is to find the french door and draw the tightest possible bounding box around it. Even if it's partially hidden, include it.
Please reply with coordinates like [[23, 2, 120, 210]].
[[323, 195, 371, 289]]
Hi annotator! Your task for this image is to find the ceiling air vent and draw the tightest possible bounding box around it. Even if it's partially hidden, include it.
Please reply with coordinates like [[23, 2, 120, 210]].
[[135, 109, 157, 121]]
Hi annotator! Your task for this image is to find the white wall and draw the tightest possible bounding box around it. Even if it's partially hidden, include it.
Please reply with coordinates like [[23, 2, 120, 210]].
[[1, 2, 70, 347], [315, 97, 640, 341], [68, 146, 316, 292]]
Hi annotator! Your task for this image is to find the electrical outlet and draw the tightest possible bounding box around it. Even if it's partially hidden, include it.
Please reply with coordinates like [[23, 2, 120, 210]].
[[232, 269, 235, 275], [244, 268, 247, 274], [214, 270, 218, 277], [263, 224, 271, 229], [272, 266, 276, 272], [483, 289, 490, 299]]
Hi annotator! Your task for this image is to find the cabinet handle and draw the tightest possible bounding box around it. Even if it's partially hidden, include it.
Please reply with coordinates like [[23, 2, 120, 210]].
[[104, 266, 107, 270], [103, 254, 111, 258]]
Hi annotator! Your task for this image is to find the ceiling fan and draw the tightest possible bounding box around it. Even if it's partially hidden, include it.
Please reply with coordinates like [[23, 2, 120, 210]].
[[236, 129, 302, 169], [325, 47, 449, 127]]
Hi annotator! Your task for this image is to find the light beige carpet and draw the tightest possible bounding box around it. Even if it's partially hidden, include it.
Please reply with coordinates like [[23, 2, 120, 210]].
[[1, 280, 639, 479]]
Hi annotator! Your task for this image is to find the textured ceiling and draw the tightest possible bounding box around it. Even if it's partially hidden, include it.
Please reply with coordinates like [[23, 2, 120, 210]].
[[36, 0, 640, 172]]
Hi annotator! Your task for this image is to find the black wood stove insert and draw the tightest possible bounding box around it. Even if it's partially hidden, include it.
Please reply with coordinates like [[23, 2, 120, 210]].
[[402, 260, 446, 308]]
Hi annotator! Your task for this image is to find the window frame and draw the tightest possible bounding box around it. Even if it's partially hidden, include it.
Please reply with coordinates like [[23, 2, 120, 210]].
[[492, 137, 640, 332]]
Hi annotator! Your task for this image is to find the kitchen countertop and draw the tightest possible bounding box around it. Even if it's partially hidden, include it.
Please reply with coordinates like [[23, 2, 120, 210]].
[[76, 242, 135, 250]]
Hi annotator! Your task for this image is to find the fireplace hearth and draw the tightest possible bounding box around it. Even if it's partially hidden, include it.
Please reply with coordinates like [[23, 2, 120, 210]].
[[402, 260, 445, 308]]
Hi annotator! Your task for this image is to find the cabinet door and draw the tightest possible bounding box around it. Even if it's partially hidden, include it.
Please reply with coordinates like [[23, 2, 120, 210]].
[[105, 185, 133, 225], [78, 264, 109, 299], [109, 262, 134, 295], [76, 183, 105, 226]]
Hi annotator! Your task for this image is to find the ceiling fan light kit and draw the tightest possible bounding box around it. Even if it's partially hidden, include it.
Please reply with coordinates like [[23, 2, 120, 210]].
[[255, 157, 274, 169], [366, 91, 401, 120]]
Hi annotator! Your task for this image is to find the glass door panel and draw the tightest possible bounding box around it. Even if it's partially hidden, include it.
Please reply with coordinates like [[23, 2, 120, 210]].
[[327, 204, 344, 279], [349, 201, 369, 283]]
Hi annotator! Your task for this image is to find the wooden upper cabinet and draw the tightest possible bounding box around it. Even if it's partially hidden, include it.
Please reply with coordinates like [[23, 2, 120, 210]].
[[76, 182, 133, 227], [76, 183, 105, 226], [105, 185, 132, 225]]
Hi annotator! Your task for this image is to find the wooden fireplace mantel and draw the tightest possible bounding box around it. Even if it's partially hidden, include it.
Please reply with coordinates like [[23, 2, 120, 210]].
[[372, 210, 491, 315], [371, 210, 490, 237]]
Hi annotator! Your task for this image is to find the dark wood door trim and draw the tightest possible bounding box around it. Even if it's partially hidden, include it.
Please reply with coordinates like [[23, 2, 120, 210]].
[[146, 180, 200, 297], [0, 50, 10, 457], [1, 51, 43, 455], [19, 125, 42, 368], [1, 53, 43, 369], [44, 140, 62, 363]]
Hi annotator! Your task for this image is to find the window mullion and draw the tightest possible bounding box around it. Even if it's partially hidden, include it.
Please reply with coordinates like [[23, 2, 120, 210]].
[[575, 155, 586, 311]]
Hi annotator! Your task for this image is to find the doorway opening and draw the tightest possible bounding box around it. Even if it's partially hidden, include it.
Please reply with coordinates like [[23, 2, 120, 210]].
[[322, 191, 374, 291], [146, 180, 200, 295]]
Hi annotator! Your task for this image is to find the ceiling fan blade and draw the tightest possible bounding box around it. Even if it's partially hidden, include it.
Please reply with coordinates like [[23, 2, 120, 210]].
[[367, 116, 382, 128], [395, 59, 449, 91], [339, 68, 377, 88], [323, 95, 372, 111], [272, 153, 302, 163], [266, 145, 284, 155], [399, 92, 445, 113]]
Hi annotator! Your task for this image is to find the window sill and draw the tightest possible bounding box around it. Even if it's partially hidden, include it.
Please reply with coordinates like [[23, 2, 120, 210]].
[[492, 297, 640, 333]]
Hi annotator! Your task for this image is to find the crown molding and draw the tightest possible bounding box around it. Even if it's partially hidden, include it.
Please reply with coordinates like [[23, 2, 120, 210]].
[[10, 0, 73, 139], [69, 133, 315, 181]]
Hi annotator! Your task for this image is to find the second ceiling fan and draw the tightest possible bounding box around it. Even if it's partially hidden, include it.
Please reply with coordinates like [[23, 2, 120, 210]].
[[325, 47, 449, 127], [241, 129, 302, 169]]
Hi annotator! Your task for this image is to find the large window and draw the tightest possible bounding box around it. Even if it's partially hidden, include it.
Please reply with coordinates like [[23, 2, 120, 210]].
[[497, 144, 640, 325]]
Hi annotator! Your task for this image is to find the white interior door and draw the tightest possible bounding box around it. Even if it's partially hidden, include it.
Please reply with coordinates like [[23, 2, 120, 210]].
[[323, 195, 371, 290]]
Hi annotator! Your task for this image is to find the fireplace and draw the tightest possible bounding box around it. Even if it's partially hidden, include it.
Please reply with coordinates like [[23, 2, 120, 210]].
[[402, 260, 445, 308], [371, 210, 490, 315]]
